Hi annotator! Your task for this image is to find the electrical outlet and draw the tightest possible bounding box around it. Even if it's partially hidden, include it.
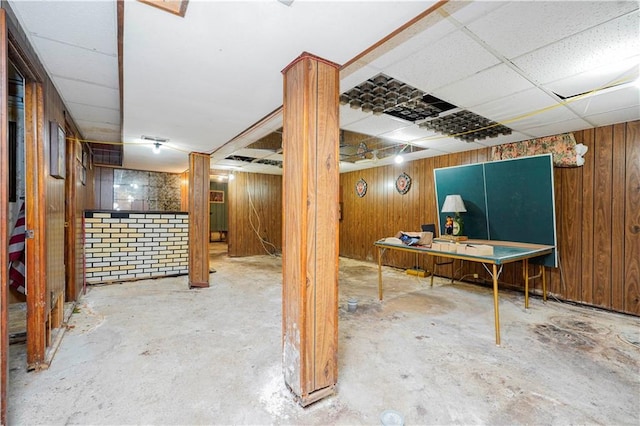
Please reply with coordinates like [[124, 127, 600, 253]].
[[473, 273, 479, 278]]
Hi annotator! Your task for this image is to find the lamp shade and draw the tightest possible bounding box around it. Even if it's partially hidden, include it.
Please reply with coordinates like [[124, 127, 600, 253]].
[[441, 194, 467, 213]]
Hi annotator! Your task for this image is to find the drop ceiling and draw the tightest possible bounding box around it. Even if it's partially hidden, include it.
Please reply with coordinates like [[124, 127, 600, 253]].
[[8, 0, 640, 176]]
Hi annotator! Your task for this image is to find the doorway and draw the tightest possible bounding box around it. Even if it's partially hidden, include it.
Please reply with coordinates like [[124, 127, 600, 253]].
[[209, 180, 228, 267], [7, 60, 27, 349]]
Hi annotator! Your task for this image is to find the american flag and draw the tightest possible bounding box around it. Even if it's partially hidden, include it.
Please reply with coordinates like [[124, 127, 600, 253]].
[[9, 202, 26, 294]]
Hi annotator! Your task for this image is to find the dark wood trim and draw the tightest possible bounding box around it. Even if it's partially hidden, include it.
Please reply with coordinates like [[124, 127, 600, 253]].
[[341, 0, 450, 71], [64, 130, 77, 301], [0, 9, 9, 425]]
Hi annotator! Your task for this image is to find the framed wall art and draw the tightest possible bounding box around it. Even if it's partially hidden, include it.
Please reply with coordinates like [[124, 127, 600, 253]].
[[50, 121, 66, 179], [210, 190, 225, 204]]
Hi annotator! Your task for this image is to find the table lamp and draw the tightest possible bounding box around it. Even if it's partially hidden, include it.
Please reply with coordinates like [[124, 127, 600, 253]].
[[441, 194, 467, 238]]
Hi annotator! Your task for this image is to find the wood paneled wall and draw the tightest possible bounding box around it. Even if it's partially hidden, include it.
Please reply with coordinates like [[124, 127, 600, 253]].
[[340, 121, 639, 316], [227, 172, 282, 257], [44, 76, 67, 314], [92, 166, 114, 210]]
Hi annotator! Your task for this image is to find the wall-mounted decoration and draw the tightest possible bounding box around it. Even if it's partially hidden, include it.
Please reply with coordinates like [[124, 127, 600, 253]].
[[80, 147, 88, 186], [49, 121, 66, 179], [395, 172, 411, 194], [210, 190, 225, 204], [491, 132, 588, 167], [355, 178, 367, 198]]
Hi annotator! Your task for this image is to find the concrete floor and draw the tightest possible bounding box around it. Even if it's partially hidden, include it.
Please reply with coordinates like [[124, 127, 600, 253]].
[[8, 243, 640, 425]]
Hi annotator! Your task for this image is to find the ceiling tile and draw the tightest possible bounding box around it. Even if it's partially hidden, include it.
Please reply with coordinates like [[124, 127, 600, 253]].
[[34, 38, 118, 88], [53, 78, 119, 110], [340, 65, 383, 93], [512, 11, 640, 85], [471, 87, 579, 126], [380, 125, 440, 143], [432, 64, 536, 109], [67, 103, 120, 126], [582, 105, 640, 127], [340, 105, 374, 127], [10, 1, 117, 55], [367, 18, 457, 70], [567, 85, 640, 117], [516, 117, 597, 138], [544, 54, 640, 98], [341, 114, 411, 140], [76, 120, 120, 141], [418, 137, 486, 153], [464, 1, 638, 59], [384, 29, 501, 93]]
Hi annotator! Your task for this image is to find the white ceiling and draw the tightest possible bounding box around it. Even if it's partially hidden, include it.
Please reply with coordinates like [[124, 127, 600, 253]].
[[8, 0, 640, 175]]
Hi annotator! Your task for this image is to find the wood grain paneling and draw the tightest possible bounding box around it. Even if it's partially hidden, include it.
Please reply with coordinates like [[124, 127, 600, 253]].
[[188, 153, 210, 288], [281, 53, 339, 405], [340, 121, 640, 316], [624, 121, 640, 314], [24, 81, 47, 368], [227, 172, 282, 257]]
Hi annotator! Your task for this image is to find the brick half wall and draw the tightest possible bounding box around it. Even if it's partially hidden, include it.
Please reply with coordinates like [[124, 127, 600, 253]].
[[84, 211, 189, 284]]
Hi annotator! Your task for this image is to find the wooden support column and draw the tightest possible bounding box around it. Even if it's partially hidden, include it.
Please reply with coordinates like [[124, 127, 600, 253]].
[[281, 52, 340, 406], [188, 152, 210, 288], [25, 81, 47, 370]]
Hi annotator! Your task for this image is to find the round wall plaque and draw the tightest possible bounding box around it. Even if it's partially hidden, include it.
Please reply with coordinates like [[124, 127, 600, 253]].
[[355, 178, 367, 198], [395, 172, 411, 194]]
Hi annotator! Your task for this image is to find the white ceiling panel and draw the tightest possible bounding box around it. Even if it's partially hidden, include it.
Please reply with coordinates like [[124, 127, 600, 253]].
[[340, 105, 373, 127], [442, 1, 507, 27], [340, 64, 383, 93], [385, 29, 501, 92], [432, 64, 536, 109], [75, 120, 120, 140], [471, 87, 579, 124], [464, 1, 638, 59], [67, 103, 120, 126], [341, 114, 411, 140], [53, 78, 119, 109], [367, 16, 457, 70], [507, 113, 593, 137], [471, 131, 532, 148], [513, 117, 595, 139], [380, 125, 439, 144], [234, 148, 279, 159], [34, 40, 117, 86], [10, 0, 117, 54], [582, 106, 640, 127], [567, 85, 640, 117], [544, 54, 640, 98], [512, 11, 640, 86], [419, 138, 486, 154]]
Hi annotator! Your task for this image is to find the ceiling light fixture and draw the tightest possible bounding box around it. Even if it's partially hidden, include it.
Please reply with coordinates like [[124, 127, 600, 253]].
[[153, 142, 161, 154]]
